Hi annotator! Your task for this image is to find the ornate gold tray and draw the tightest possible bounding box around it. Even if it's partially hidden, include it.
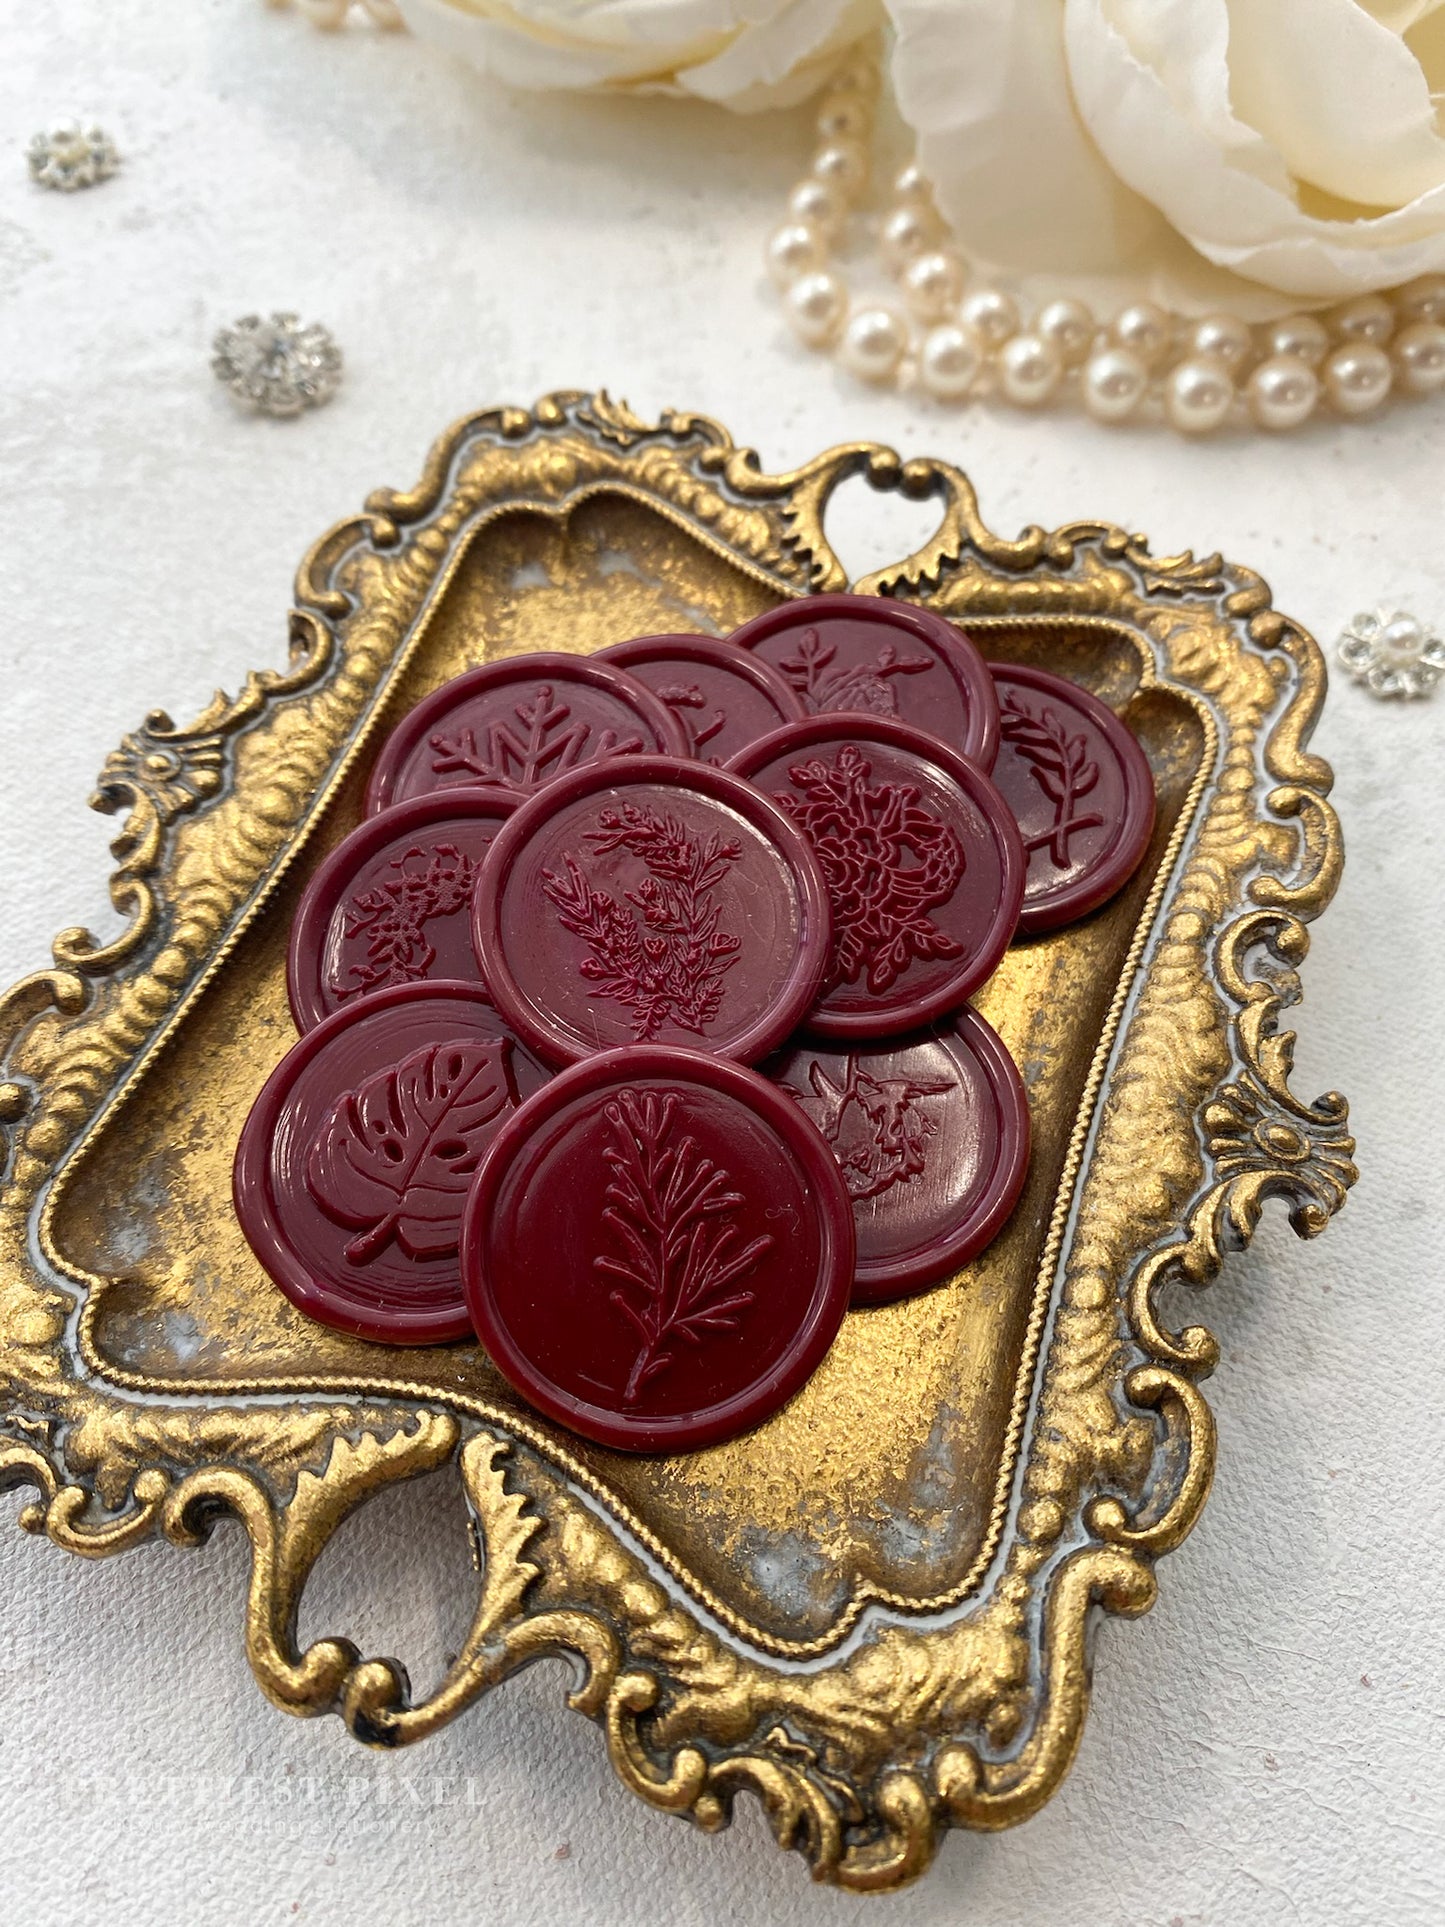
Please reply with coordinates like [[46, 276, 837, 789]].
[[0, 393, 1354, 1890]]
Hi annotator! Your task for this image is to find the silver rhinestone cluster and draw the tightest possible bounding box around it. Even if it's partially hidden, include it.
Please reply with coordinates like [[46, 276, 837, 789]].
[[211, 313, 343, 419]]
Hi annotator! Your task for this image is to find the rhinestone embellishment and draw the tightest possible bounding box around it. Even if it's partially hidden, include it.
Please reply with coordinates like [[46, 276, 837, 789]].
[[211, 313, 343, 419], [27, 123, 119, 191], [1337, 608, 1445, 700]]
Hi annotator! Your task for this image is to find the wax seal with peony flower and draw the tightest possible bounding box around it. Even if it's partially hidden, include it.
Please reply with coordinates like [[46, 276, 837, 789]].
[[729, 714, 1023, 1038]]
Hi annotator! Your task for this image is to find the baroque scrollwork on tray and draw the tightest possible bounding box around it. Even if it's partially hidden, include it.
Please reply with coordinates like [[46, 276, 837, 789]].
[[0, 393, 1352, 1890]]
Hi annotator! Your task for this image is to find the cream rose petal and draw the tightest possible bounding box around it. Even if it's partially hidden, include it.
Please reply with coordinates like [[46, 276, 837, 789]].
[[1065, 0, 1445, 297], [885, 0, 1164, 274], [1224, 0, 1445, 209], [396, 0, 875, 105]]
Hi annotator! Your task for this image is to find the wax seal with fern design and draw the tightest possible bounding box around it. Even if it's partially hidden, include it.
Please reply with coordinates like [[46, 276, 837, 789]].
[[764, 1008, 1030, 1301], [364, 654, 687, 813], [461, 1046, 854, 1452], [472, 756, 832, 1065], [987, 662, 1156, 935], [729, 592, 1000, 770], [730, 716, 1024, 1039], [233, 982, 551, 1344], [287, 789, 515, 1028]]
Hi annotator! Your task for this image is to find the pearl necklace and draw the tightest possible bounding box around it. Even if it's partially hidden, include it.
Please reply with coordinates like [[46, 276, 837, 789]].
[[769, 52, 1445, 433]]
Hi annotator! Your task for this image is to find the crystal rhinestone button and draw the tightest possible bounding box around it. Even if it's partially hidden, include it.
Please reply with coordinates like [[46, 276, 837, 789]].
[[211, 313, 343, 418]]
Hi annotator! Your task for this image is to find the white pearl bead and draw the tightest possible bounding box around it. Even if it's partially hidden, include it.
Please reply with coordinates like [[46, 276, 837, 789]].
[[765, 221, 826, 289], [1081, 346, 1150, 424], [788, 176, 846, 237], [816, 96, 870, 142], [892, 161, 933, 205], [1036, 297, 1095, 367], [1246, 355, 1319, 430], [902, 249, 966, 324], [785, 270, 848, 348], [880, 204, 937, 270], [1188, 313, 1254, 373], [1323, 341, 1392, 415], [918, 322, 984, 400], [998, 333, 1063, 408], [1396, 273, 1445, 325], [959, 287, 1019, 348], [1111, 301, 1174, 368], [1391, 321, 1445, 396], [1375, 613, 1426, 664], [1164, 355, 1234, 434], [1263, 314, 1330, 367], [839, 305, 909, 383], [812, 139, 867, 201], [1331, 293, 1395, 344]]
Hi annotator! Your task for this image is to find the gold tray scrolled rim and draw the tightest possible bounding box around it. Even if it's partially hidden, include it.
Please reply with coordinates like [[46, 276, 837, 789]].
[[0, 391, 1354, 1892]]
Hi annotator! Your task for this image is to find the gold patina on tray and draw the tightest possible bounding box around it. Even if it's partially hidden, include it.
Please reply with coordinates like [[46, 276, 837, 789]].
[[0, 393, 1354, 1890]]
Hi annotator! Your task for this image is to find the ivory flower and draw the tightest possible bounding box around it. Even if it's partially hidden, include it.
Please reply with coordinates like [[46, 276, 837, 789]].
[[887, 0, 1445, 303], [396, 0, 882, 109]]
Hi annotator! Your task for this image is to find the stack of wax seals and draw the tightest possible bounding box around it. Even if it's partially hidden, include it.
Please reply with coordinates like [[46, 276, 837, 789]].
[[235, 598, 1157, 1453]]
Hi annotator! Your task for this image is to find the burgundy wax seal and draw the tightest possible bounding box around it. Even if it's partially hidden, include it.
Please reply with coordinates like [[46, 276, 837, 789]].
[[599, 632, 805, 764], [988, 663, 1156, 934], [365, 654, 688, 814], [728, 593, 999, 770], [288, 789, 514, 1030], [763, 1008, 1029, 1301], [472, 755, 831, 1066], [461, 1046, 855, 1453], [728, 716, 1024, 1039], [233, 982, 551, 1345]]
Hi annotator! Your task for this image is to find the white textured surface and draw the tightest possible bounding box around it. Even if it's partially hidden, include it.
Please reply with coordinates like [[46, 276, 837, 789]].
[[2, 8, 1443, 1924]]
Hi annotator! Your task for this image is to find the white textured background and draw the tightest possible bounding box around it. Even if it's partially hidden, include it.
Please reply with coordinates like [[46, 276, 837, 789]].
[[2, 8, 1443, 1924]]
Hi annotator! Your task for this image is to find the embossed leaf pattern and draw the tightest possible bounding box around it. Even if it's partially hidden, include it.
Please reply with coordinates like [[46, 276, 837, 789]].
[[428, 685, 642, 790], [999, 694, 1104, 868], [542, 804, 742, 1038], [595, 1090, 771, 1404], [307, 1039, 517, 1265]]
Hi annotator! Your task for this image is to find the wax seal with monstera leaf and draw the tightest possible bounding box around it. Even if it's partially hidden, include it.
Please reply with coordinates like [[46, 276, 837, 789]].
[[233, 982, 552, 1344]]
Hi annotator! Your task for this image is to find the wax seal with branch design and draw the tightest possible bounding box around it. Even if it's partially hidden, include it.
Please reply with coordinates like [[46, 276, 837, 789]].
[[986, 662, 1156, 936], [462, 1047, 855, 1452]]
